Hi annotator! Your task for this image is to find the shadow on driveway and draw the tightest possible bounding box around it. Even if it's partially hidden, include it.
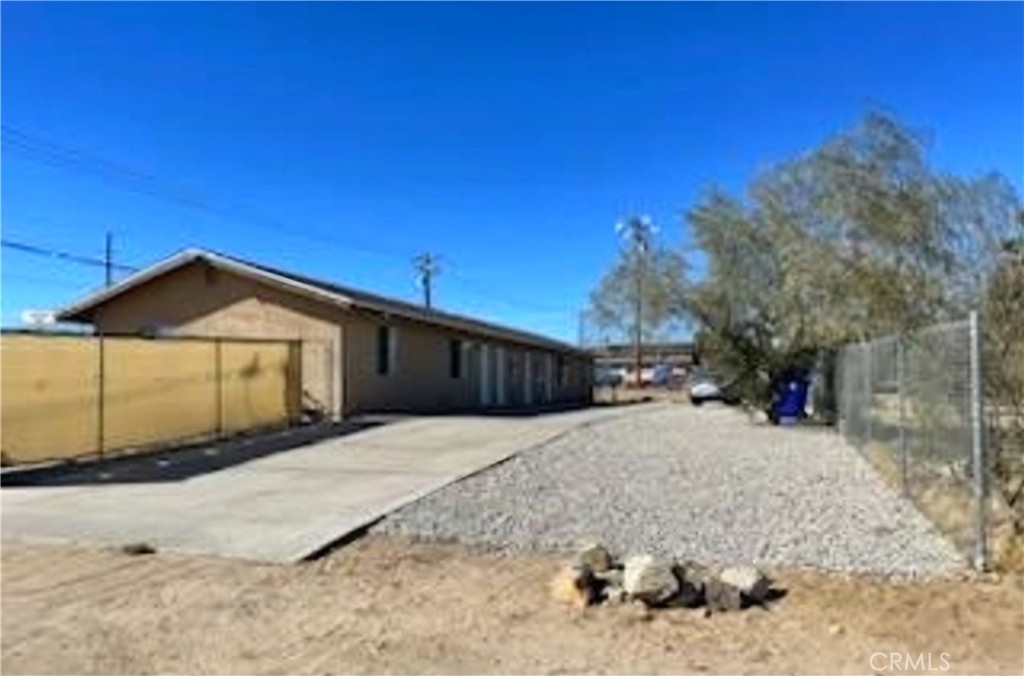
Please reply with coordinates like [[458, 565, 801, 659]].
[[1, 420, 385, 488]]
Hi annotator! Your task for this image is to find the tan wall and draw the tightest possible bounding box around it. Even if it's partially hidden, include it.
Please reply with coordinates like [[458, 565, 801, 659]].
[[343, 310, 592, 414], [85, 261, 591, 416], [1, 334, 100, 461], [0, 334, 299, 465], [92, 262, 343, 419], [343, 312, 475, 412]]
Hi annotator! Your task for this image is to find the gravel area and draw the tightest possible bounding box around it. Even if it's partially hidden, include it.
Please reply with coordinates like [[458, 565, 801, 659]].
[[375, 404, 964, 576]]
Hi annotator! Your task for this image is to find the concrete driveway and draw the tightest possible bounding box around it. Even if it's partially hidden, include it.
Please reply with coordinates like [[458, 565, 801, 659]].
[[1, 405, 641, 562]]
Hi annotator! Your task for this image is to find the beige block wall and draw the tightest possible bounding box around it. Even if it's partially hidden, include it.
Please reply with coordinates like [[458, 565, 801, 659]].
[[0, 334, 299, 465], [0, 335, 101, 462], [91, 262, 344, 419]]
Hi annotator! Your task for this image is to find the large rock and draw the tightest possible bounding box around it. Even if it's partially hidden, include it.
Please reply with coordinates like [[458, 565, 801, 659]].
[[574, 543, 613, 573], [718, 565, 771, 604], [704, 578, 744, 611], [601, 584, 628, 605], [594, 568, 624, 588], [550, 565, 597, 609], [671, 561, 710, 608], [623, 555, 679, 606]]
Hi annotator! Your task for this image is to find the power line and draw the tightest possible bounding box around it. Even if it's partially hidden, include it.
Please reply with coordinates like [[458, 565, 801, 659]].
[[1, 124, 411, 264], [1, 273, 95, 290], [444, 273, 577, 316], [2, 125, 586, 324], [1, 238, 139, 272]]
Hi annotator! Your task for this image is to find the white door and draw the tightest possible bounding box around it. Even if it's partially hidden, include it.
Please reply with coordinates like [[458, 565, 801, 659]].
[[479, 344, 491, 406], [495, 347, 506, 406], [545, 353, 554, 403], [523, 352, 533, 406]]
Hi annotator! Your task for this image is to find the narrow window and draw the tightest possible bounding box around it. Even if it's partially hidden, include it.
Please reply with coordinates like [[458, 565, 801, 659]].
[[449, 339, 462, 378], [377, 326, 390, 375]]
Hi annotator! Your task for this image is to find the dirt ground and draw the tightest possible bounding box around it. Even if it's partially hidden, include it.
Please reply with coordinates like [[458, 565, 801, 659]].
[[2, 535, 1022, 675]]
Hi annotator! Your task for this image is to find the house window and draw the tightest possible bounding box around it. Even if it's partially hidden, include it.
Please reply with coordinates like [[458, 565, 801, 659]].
[[557, 354, 567, 387], [449, 339, 462, 378], [377, 326, 391, 375]]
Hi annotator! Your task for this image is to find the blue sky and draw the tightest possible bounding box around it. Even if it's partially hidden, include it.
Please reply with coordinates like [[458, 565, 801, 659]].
[[2, 2, 1022, 341]]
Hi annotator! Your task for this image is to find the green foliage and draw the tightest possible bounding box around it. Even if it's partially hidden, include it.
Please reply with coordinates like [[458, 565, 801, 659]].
[[684, 111, 1023, 408], [588, 237, 688, 345], [984, 240, 1024, 522]]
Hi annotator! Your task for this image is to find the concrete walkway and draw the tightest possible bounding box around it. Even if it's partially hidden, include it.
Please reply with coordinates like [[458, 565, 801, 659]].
[[1, 405, 648, 562]]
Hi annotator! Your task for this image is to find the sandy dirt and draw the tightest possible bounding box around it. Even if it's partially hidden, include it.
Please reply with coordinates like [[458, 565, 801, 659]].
[[2, 535, 1022, 675]]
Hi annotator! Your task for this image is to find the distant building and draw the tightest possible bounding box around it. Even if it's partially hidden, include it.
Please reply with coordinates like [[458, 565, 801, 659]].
[[589, 342, 694, 383]]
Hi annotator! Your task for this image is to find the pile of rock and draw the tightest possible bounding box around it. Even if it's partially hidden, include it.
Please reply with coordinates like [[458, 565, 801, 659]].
[[550, 543, 775, 613]]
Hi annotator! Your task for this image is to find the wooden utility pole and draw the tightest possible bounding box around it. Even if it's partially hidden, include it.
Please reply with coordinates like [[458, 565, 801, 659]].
[[634, 248, 643, 387], [104, 231, 113, 287], [618, 217, 653, 387], [413, 252, 440, 309]]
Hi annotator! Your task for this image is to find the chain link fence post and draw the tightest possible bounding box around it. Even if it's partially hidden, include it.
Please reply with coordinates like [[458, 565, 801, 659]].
[[864, 341, 873, 448], [969, 311, 988, 571], [897, 337, 908, 495]]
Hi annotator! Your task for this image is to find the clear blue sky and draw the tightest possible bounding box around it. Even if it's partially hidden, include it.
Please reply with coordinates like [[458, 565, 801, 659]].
[[2, 2, 1022, 341]]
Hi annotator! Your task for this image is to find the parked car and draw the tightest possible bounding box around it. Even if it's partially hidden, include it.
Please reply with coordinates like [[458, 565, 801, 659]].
[[593, 367, 624, 388], [688, 370, 728, 405]]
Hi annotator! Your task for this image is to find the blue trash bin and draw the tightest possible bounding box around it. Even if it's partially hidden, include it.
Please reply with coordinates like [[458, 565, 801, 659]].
[[774, 377, 809, 425]]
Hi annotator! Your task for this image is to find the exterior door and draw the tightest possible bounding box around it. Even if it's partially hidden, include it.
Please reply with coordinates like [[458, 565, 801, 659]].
[[479, 344, 491, 407]]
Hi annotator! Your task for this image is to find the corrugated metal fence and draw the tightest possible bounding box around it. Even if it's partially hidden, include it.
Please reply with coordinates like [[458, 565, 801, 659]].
[[1, 332, 301, 465]]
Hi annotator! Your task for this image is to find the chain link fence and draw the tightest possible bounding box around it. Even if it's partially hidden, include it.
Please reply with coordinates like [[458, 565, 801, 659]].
[[836, 314, 991, 570]]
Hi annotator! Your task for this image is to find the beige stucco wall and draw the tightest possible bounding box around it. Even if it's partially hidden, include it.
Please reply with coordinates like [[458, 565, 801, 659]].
[[87, 261, 592, 417], [343, 312, 473, 412], [343, 310, 592, 414], [91, 262, 343, 419]]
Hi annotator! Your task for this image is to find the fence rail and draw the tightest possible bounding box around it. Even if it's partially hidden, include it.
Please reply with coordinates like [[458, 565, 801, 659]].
[[835, 313, 993, 569], [1, 332, 302, 465]]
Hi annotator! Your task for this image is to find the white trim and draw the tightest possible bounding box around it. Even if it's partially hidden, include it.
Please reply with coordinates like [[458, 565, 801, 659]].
[[57, 249, 354, 320]]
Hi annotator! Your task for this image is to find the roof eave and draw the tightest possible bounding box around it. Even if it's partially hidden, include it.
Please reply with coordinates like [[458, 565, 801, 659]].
[[56, 249, 357, 323], [55, 248, 589, 357]]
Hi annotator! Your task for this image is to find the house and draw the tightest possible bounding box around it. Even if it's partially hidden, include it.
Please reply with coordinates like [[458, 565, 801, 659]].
[[56, 248, 593, 418]]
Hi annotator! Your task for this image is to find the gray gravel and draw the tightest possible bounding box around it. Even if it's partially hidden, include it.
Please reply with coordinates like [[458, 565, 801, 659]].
[[375, 404, 963, 576]]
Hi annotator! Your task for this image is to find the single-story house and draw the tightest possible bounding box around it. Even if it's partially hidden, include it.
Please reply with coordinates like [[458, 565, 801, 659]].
[[57, 248, 593, 418]]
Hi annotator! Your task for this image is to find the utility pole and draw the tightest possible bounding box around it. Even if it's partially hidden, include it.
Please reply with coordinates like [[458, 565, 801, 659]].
[[616, 216, 655, 388], [105, 231, 113, 287], [413, 252, 440, 309]]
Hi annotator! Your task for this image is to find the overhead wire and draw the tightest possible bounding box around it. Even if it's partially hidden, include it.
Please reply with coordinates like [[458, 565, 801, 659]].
[[3, 124, 586, 320], [1, 238, 139, 272], [1, 124, 410, 264]]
